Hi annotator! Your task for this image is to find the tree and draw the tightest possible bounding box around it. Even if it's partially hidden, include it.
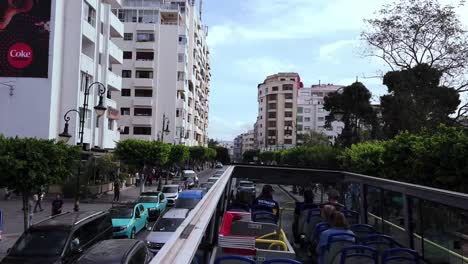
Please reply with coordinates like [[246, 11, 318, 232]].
[[0, 137, 80, 230], [259, 151, 275, 164], [212, 146, 231, 164], [323, 82, 377, 146], [168, 145, 189, 168], [361, 0, 468, 119], [242, 150, 259, 163], [300, 131, 330, 146], [381, 64, 460, 137], [207, 139, 219, 148]]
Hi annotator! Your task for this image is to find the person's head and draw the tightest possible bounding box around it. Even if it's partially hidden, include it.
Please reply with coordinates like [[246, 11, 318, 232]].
[[261, 185, 274, 199], [328, 189, 340, 203], [303, 189, 314, 203], [330, 211, 349, 229], [321, 204, 336, 223]]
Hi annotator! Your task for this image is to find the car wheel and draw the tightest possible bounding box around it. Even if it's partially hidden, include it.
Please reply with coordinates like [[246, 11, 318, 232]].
[[130, 228, 136, 239]]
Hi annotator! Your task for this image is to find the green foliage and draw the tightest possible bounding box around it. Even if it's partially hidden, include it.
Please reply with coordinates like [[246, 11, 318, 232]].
[[189, 146, 207, 162], [95, 153, 117, 183], [259, 151, 275, 163], [340, 142, 385, 176], [207, 139, 219, 148], [0, 137, 80, 193], [242, 150, 259, 162], [212, 146, 231, 164], [281, 146, 339, 168], [114, 139, 170, 172], [168, 145, 190, 166], [300, 131, 330, 146]]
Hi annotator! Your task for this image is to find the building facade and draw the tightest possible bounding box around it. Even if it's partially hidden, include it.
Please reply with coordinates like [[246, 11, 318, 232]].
[[297, 84, 344, 144], [112, 0, 210, 146], [233, 135, 243, 162], [241, 130, 255, 154], [256, 73, 303, 151], [0, 0, 123, 150]]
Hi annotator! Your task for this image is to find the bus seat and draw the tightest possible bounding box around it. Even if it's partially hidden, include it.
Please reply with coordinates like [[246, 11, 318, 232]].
[[214, 255, 256, 264], [362, 234, 398, 254], [303, 208, 322, 240], [262, 258, 302, 264], [339, 245, 378, 264], [311, 222, 330, 243], [319, 233, 357, 264], [349, 224, 376, 239], [382, 248, 420, 264]]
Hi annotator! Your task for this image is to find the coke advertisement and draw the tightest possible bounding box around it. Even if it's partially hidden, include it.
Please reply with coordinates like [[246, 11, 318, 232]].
[[0, 0, 51, 78]]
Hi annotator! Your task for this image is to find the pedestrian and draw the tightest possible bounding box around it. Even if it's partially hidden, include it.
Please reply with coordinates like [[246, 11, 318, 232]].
[[51, 194, 63, 216], [135, 172, 140, 187], [113, 179, 121, 202], [33, 187, 44, 213]]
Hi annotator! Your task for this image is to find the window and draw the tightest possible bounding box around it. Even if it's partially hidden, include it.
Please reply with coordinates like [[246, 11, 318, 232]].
[[120, 126, 130, 135], [80, 71, 92, 92], [304, 108, 311, 113], [135, 70, 153, 78], [304, 126, 310, 130], [83, 2, 96, 27], [285, 102, 293, 108], [282, 84, 293, 91], [176, 108, 181, 117], [285, 93, 293, 99], [284, 130, 292, 136], [297, 116, 303, 122], [134, 108, 152, 116], [136, 52, 154, 61], [124, 33, 133, 40], [304, 117, 311, 122], [268, 121, 276, 127], [123, 51, 132, 59], [297, 125, 303, 131], [178, 35, 187, 45], [134, 89, 153, 97], [297, 107, 303, 113], [178, 53, 186, 63], [177, 71, 185, 81], [284, 139, 292, 144], [118, 9, 137, 23], [280, 78, 286, 81], [268, 94, 277, 101], [284, 121, 292, 127], [259, 90, 262, 95], [285, 112, 293, 117], [268, 112, 276, 118], [79, 108, 92, 129], [122, 70, 132, 78], [268, 103, 276, 109], [121, 107, 130, 115], [121, 89, 131, 96], [134, 126, 151, 135], [108, 119, 114, 130], [136, 32, 155, 42], [272, 86, 278, 91], [138, 9, 158, 23], [268, 130, 276, 136], [318, 117, 325, 121], [187, 114, 191, 122], [290, 78, 295, 81]]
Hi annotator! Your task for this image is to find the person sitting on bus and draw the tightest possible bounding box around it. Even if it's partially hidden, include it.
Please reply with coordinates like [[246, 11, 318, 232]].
[[321, 189, 345, 210], [293, 189, 317, 242], [320, 204, 336, 224], [316, 211, 355, 254], [252, 185, 280, 216]]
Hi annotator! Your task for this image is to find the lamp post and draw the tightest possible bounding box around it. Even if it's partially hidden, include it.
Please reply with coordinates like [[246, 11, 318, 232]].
[[59, 81, 107, 211], [159, 113, 170, 142]]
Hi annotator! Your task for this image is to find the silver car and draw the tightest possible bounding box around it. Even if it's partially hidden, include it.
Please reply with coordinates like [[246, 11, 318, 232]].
[[162, 185, 182, 207], [145, 208, 189, 253]]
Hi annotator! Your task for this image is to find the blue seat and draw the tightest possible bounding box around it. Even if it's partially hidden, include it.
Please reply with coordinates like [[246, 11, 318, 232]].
[[214, 255, 256, 264], [382, 248, 420, 264], [319, 232, 357, 264], [350, 224, 376, 239], [339, 245, 378, 264], [263, 258, 302, 264], [312, 222, 330, 242], [304, 208, 322, 240], [362, 234, 398, 254]]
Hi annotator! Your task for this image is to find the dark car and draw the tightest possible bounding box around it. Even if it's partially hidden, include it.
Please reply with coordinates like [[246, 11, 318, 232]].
[[75, 239, 152, 264], [1, 211, 112, 264]]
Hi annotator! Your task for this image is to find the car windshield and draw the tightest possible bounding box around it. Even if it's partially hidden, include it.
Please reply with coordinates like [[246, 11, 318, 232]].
[[162, 187, 178, 193], [240, 182, 254, 188], [152, 218, 184, 232], [175, 198, 200, 209], [110, 207, 133, 218], [138, 196, 158, 203], [10, 230, 68, 256]]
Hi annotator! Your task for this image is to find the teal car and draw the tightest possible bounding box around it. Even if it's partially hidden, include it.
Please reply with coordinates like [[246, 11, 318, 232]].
[[138, 192, 168, 222], [110, 203, 149, 238]]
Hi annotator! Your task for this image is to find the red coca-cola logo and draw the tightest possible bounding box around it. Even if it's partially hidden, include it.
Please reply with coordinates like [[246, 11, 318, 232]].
[[7, 42, 33, 69]]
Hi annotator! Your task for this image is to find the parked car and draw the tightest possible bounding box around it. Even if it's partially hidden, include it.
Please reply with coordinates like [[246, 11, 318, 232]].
[[162, 185, 182, 207], [76, 239, 152, 264], [207, 176, 221, 184], [198, 182, 214, 192], [183, 170, 199, 188], [175, 190, 205, 210], [137, 191, 168, 221], [110, 203, 149, 239], [236, 181, 256, 205], [215, 162, 223, 168], [1, 211, 112, 264], [145, 208, 189, 253]]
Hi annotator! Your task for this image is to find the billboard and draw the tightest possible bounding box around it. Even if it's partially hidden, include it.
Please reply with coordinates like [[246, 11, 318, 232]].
[[0, 0, 51, 78]]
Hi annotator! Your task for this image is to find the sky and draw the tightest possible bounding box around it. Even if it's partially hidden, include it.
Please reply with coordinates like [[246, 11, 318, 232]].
[[202, 0, 468, 141]]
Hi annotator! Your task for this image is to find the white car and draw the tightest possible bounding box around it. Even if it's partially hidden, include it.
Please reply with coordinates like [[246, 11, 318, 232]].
[[145, 208, 189, 253], [162, 184, 182, 207], [183, 170, 199, 187]]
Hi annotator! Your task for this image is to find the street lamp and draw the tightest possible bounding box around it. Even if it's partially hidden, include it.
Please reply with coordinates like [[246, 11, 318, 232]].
[[58, 81, 107, 212]]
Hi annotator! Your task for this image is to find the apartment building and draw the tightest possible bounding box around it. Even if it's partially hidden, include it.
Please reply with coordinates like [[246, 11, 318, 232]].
[[112, 0, 210, 146], [0, 0, 123, 150], [233, 135, 243, 162], [241, 130, 255, 154], [256, 73, 303, 151], [297, 84, 344, 144]]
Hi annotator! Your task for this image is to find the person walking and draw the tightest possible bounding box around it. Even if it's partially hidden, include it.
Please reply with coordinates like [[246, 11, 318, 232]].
[[135, 172, 140, 187], [51, 194, 63, 216], [113, 179, 121, 202], [33, 187, 44, 213]]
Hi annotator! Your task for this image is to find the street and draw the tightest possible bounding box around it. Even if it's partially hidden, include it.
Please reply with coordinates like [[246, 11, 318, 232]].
[[0, 168, 218, 261]]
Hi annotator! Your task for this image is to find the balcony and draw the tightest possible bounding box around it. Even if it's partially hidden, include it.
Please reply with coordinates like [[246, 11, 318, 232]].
[[134, 78, 154, 87], [109, 11, 124, 38], [136, 41, 156, 50], [132, 116, 153, 126], [80, 53, 94, 73], [136, 23, 157, 31], [133, 97, 153, 106], [108, 40, 123, 64], [107, 70, 122, 91], [82, 21, 96, 43], [102, 0, 122, 8], [134, 60, 154, 68]]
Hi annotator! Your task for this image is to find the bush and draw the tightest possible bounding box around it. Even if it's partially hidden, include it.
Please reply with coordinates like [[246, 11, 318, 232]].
[[281, 146, 339, 168], [340, 142, 385, 176]]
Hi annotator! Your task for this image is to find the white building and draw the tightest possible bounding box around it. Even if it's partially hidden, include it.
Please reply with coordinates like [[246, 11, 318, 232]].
[[241, 130, 255, 154], [112, 0, 210, 146], [297, 84, 344, 144], [0, 0, 124, 150]]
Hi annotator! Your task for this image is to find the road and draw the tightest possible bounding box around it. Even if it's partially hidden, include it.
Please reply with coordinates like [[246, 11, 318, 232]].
[[0, 168, 218, 261]]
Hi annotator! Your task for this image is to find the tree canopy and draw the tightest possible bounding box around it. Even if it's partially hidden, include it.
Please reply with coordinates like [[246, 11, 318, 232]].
[[299, 131, 330, 146]]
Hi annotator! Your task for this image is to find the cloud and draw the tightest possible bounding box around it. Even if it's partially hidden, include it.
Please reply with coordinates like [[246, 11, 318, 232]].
[[207, 25, 234, 47], [319, 39, 358, 61], [235, 57, 298, 80], [208, 116, 253, 140]]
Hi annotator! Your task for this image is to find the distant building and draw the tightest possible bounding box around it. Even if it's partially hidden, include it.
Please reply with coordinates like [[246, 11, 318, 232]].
[[233, 135, 243, 162], [241, 130, 255, 154], [297, 84, 344, 144]]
